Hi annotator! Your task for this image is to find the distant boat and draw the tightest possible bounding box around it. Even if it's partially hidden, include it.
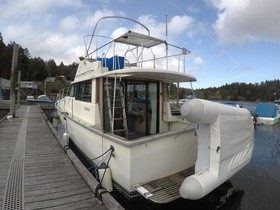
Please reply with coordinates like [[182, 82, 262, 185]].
[[223, 101, 242, 108], [255, 103, 280, 125], [56, 16, 254, 203], [26, 95, 54, 105]]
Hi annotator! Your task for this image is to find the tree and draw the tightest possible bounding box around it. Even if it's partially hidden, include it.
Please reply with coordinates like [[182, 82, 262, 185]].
[[18, 47, 30, 80], [29, 57, 48, 81], [1, 41, 14, 79], [66, 62, 78, 81], [0, 32, 6, 78], [46, 59, 57, 77]]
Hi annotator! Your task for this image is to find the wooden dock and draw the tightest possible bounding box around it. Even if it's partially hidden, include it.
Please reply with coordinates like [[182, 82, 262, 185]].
[[0, 105, 123, 210]]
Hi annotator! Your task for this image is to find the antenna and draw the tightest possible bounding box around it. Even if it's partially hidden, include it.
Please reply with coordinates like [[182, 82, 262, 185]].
[[165, 15, 168, 69]]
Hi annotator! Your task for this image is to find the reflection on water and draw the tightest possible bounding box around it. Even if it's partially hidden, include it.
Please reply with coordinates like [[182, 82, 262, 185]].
[[230, 123, 280, 210], [43, 106, 280, 210]]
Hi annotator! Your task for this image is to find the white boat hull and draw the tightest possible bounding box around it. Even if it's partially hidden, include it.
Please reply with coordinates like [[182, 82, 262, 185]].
[[57, 105, 197, 195], [257, 117, 279, 125]]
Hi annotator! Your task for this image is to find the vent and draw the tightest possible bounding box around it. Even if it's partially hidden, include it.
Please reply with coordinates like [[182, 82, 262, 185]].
[[2, 160, 24, 210]]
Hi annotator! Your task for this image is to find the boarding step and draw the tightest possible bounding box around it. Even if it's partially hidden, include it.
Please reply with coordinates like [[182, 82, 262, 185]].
[[133, 166, 194, 203]]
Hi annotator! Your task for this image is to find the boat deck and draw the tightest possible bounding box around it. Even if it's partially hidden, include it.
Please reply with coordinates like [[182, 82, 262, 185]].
[[135, 166, 194, 203], [0, 106, 118, 210]]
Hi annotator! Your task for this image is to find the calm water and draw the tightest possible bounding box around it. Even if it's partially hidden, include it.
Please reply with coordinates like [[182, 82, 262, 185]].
[[42, 103, 280, 210], [0, 109, 9, 119]]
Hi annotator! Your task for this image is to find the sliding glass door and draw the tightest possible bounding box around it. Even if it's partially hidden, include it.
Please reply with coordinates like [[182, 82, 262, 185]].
[[126, 81, 158, 138], [103, 79, 158, 139]]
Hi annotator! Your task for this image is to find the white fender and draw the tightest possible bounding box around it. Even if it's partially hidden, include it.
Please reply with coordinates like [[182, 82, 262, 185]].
[[179, 99, 254, 200], [180, 98, 249, 124], [179, 171, 216, 200], [63, 132, 70, 144]]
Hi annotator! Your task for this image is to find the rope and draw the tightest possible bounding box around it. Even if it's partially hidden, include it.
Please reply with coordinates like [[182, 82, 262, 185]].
[[99, 148, 114, 184], [90, 147, 113, 161], [86, 146, 115, 181]]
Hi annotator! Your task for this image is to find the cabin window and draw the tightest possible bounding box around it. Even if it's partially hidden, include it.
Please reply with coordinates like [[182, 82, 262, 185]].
[[103, 79, 158, 139], [68, 84, 77, 97], [77, 81, 92, 102]]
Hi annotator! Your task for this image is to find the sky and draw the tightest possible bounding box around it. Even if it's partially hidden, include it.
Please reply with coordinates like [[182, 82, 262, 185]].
[[1, 0, 280, 89]]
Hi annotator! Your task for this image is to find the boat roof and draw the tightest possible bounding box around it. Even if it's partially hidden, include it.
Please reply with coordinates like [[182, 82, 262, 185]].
[[94, 68, 196, 83], [114, 31, 166, 48]]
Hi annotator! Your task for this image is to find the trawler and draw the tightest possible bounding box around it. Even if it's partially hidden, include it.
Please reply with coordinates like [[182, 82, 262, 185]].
[[56, 16, 254, 203]]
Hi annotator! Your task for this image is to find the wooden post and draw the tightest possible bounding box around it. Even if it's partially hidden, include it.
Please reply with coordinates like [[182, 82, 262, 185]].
[[9, 44, 20, 117], [44, 79, 47, 95], [17, 71, 21, 105]]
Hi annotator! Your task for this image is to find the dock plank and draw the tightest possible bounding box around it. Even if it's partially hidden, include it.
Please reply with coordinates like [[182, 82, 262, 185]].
[[0, 106, 109, 210]]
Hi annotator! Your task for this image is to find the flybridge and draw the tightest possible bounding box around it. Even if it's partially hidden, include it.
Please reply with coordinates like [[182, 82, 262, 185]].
[[82, 16, 190, 73]]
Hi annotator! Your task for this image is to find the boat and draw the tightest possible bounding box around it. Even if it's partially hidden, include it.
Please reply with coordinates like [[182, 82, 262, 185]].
[[255, 103, 280, 125], [26, 94, 54, 105], [274, 99, 280, 117], [56, 16, 254, 203], [223, 101, 242, 108]]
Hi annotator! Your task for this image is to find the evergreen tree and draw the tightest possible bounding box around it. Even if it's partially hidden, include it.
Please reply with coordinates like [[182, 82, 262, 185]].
[[46, 59, 57, 77]]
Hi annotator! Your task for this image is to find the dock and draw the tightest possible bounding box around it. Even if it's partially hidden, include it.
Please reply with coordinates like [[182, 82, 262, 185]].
[[0, 105, 123, 210]]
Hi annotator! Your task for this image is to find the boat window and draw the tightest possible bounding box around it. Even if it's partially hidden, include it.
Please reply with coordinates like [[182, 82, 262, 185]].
[[68, 84, 77, 97], [77, 81, 92, 102]]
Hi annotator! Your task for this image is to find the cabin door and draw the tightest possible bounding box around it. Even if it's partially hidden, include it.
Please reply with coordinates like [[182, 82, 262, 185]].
[[126, 81, 158, 138], [103, 79, 158, 139]]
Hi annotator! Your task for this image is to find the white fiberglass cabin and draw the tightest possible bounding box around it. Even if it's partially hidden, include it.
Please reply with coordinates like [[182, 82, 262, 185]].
[[56, 16, 254, 203]]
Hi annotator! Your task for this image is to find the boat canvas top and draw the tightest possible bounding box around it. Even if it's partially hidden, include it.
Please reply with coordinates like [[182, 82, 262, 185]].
[[114, 31, 166, 48], [255, 103, 277, 117]]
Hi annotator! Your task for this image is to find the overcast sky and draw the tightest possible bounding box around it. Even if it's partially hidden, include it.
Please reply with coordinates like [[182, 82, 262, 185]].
[[1, 0, 279, 89]]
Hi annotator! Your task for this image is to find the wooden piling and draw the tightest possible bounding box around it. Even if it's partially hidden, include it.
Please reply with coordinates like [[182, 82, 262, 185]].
[[9, 44, 19, 117]]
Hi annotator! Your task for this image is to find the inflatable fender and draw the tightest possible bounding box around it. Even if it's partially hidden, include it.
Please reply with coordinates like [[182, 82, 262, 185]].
[[179, 171, 217, 200]]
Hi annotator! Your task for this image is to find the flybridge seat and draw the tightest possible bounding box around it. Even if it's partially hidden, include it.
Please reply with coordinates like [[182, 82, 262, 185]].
[[97, 56, 125, 71]]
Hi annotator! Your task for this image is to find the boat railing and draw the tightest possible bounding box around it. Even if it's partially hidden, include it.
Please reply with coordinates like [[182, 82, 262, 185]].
[[124, 45, 189, 72], [83, 16, 190, 73], [84, 40, 190, 72], [56, 87, 68, 101]]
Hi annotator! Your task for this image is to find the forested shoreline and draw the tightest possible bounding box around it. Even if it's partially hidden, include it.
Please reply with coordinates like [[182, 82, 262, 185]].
[[1, 33, 279, 102]]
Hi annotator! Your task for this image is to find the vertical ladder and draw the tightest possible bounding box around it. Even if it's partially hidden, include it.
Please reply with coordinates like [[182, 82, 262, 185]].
[[105, 76, 128, 139]]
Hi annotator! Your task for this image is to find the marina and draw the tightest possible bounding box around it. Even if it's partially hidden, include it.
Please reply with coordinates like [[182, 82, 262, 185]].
[[0, 105, 122, 210], [0, 1, 279, 209], [0, 102, 279, 209]]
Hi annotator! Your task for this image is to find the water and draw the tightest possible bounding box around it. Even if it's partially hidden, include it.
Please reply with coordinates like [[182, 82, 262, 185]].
[[42, 104, 280, 210], [230, 124, 280, 210], [0, 109, 9, 119]]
